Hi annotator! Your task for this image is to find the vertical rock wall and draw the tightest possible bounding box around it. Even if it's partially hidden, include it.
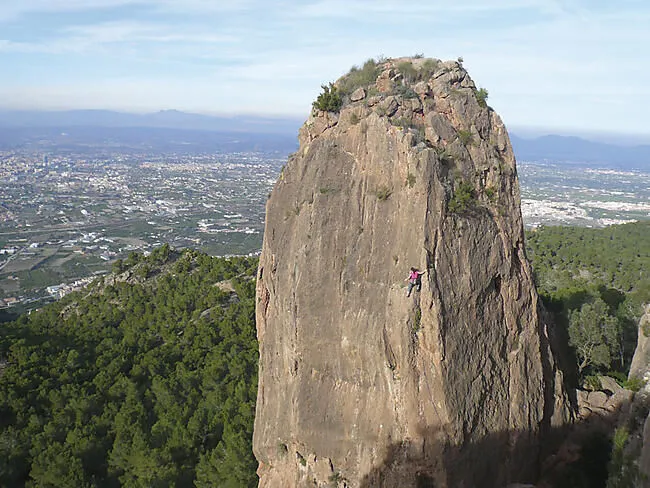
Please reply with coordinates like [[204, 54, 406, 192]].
[[254, 57, 570, 487], [629, 305, 650, 381]]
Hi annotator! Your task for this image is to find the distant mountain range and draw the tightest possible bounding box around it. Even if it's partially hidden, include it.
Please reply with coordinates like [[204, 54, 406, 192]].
[[0, 109, 303, 135], [0, 110, 301, 154], [510, 134, 650, 170], [0, 109, 648, 169]]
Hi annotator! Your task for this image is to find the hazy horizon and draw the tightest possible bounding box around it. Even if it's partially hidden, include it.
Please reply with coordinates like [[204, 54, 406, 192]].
[[2, 107, 650, 145]]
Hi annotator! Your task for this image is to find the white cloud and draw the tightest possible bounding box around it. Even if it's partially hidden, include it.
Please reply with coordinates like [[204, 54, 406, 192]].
[[1, 0, 649, 133], [0, 0, 256, 20], [0, 0, 133, 20], [294, 0, 541, 17], [0, 19, 240, 56], [63, 21, 239, 44]]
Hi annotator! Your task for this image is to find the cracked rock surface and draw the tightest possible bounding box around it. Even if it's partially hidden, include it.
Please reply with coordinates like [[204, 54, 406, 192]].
[[254, 57, 571, 488]]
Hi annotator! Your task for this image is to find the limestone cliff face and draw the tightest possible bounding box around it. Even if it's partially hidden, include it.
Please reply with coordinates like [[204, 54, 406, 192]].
[[254, 57, 570, 488], [628, 306, 650, 486], [629, 305, 650, 382]]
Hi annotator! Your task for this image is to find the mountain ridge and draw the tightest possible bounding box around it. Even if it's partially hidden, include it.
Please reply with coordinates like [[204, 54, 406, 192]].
[[0, 108, 303, 135], [510, 133, 650, 169]]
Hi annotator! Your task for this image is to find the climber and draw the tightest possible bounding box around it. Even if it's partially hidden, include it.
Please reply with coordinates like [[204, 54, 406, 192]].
[[406, 267, 426, 297]]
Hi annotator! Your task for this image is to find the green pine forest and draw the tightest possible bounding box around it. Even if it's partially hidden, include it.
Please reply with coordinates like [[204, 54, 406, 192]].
[[0, 245, 259, 487], [1, 222, 649, 486], [527, 221, 650, 385]]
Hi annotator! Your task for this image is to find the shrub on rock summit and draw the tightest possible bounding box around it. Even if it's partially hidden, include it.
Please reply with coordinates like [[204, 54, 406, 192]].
[[338, 58, 382, 97], [313, 83, 342, 113]]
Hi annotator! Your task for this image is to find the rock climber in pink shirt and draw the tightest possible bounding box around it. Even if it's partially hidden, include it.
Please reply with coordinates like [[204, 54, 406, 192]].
[[406, 267, 426, 297]]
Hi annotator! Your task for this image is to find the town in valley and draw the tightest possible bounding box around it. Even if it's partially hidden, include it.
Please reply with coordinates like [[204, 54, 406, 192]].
[[1, 129, 649, 313]]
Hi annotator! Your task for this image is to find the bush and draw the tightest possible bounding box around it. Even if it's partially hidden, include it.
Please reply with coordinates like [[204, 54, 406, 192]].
[[124, 251, 142, 267], [149, 242, 171, 264], [392, 117, 426, 146], [397, 59, 442, 84], [475, 87, 489, 108], [420, 59, 440, 79], [111, 259, 125, 274], [448, 181, 476, 213], [391, 116, 417, 129], [406, 173, 416, 188], [397, 61, 418, 83], [329, 472, 342, 483], [434, 146, 454, 164], [339, 59, 382, 96], [297, 453, 307, 466], [607, 427, 639, 488], [393, 84, 418, 99], [313, 83, 342, 113], [605, 370, 628, 385], [277, 443, 288, 456], [375, 186, 392, 201], [613, 427, 628, 452], [413, 307, 422, 333], [583, 374, 602, 391], [457, 129, 474, 146], [319, 186, 338, 195], [624, 376, 646, 392]]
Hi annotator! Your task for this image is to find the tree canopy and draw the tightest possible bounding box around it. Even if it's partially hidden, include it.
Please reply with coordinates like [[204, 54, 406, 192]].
[[526, 221, 650, 379], [1, 221, 649, 486], [0, 248, 259, 487]]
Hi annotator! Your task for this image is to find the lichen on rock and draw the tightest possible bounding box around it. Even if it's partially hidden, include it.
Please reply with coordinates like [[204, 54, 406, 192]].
[[254, 56, 571, 488]]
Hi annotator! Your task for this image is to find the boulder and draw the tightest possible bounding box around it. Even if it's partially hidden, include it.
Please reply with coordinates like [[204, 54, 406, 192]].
[[378, 95, 399, 117], [598, 375, 624, 395], [366, 95, 382, 107], [350, 87, 366, 102], [376, 68, 395, 93]]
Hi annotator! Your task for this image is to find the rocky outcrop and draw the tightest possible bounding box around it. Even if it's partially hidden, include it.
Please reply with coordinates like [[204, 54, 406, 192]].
[[576, 384, 633, 421], [621, 306, 650, 485], [254, 57, 571, 488], [629, 305, 650, 381]]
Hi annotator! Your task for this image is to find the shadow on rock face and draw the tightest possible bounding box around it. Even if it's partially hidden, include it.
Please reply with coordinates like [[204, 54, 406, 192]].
[[358, 422, 615, 488]]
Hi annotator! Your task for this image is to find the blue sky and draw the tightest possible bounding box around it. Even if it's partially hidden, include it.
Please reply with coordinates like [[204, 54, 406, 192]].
[[1, 0, 648, 135]]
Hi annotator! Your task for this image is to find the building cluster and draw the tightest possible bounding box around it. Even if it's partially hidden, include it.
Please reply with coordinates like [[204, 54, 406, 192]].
[[46, 276, 96, 300], [0, 149, 283, 310]]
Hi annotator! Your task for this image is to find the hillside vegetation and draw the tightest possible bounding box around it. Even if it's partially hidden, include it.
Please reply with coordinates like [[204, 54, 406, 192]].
[[527, 221, 650, 381], [0, 246, 259, 487], [0, 222, 648, 486]]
